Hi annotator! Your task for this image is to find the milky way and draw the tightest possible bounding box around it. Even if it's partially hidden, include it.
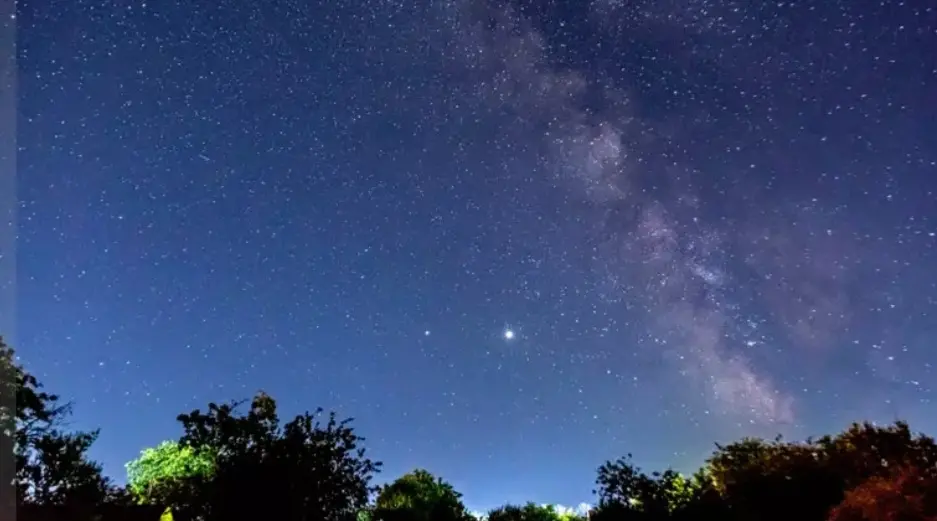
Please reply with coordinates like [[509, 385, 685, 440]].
[[436, 0, 919, 425]]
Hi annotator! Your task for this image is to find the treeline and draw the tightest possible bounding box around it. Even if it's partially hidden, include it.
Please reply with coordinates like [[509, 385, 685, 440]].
[[3, 337, 937, 521]]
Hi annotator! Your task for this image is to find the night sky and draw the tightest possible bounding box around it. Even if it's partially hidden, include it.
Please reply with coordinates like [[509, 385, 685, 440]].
[[14, 0, 937, 511]]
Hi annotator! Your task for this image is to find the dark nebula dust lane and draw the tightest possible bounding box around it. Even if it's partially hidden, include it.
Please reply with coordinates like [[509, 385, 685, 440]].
[[15, 0, 937, 510]]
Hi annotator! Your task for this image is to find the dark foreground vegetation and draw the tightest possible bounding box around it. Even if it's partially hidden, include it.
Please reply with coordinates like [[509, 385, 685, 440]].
[[3, 336, 936, 521]]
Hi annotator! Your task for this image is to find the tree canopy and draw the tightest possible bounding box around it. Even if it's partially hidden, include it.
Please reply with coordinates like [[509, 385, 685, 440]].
[[134, 391, 382, 521], [486, 503, 585, 521], [373, 469, 473, 521], [828, 465, 937, 521], [2, 337, 119, 510], [702, 422, 937, 521], [125, 439, 216, 518]]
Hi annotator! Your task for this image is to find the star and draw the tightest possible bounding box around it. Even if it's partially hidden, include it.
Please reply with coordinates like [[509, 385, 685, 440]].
[[503, 329, 515, 340]]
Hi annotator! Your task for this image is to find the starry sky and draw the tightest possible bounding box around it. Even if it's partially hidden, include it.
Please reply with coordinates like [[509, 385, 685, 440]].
[[13, 0, 937, 511]]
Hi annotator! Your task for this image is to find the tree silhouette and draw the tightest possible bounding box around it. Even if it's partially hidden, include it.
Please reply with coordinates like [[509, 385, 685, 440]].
[[167, 390, 381, 521], [373, 469, 474, 521], [591, 454, 704, 520], [818, 421, 937, 491], [487, 504, 528, 521], [700, 422, 937, 521], [704, 435, 835, 521], [1, 337, 117, 508]]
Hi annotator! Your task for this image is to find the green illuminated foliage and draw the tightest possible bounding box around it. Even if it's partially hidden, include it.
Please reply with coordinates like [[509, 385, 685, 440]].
[[374, 469, 474, 521], [126, 440, 216, 506]]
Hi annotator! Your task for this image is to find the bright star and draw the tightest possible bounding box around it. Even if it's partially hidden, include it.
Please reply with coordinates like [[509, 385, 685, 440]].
[[503, 329, 515, 340]]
